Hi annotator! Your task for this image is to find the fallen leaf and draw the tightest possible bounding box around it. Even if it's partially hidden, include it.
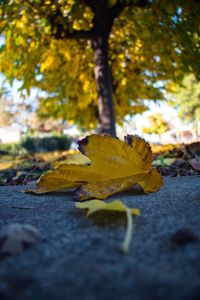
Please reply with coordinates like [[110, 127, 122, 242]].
[[0, 223, 41, 255], [53, 153, 91, 167], [189, 158, 200, 171], [26, 170, 82, 194], [171, 227, 198, 245], [76, 199, 140, 216], [138, 168, 163, 194], [29, 135, 163, 199], [76, 199, 140, 253]]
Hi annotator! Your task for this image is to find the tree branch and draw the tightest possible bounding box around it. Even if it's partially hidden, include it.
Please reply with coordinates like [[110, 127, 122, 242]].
[[47, 7, 93, 40], [123, 0, 151, 8], [82, 0, 96, 12], [108, 0, 151, 26], [55, 28, 93, 40], [109, 2, 126, 21], [49, 0, 152, 41]]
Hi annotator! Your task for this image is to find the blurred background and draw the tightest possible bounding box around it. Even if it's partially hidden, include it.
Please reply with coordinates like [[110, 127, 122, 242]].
[[0, 73, 199, 151]]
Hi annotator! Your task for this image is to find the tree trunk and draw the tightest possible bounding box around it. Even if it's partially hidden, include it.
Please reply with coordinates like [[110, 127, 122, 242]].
[[92, 35, 116, 137]]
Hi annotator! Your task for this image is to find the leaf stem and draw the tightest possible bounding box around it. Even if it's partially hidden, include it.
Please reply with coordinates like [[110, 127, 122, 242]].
[[122, 208, 133, 253]]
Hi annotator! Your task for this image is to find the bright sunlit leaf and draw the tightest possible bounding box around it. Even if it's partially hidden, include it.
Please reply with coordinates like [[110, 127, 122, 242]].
[[28, 134, 163, 198]]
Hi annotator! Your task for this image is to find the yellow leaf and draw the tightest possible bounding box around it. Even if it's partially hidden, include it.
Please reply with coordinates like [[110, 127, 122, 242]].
[[53, 153, 90, 167], [76, 199, 140, 252], [78, 134, 152, 176], [25, 170, 82, 194], [31, 134, 163, 198], [58, 164, 110, 182], [77, 175, 145, 200], [75, 199, 140, 216], [138, 168, 163, 193], [124, 134, 152, 170]]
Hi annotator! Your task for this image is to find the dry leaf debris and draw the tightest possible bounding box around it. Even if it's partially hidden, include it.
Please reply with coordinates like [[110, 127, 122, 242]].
[[0, 223, 41, 256], [171, 227, 199, 245], [28, 134, 163, 199]]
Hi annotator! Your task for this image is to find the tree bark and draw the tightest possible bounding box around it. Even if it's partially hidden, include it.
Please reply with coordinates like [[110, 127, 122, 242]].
[[92, 35, 116, 137], [48, 1, 124, 136]]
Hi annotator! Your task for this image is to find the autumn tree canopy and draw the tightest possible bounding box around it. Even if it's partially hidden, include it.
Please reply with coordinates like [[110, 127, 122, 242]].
[[0, 0, 200, 135], [172, 74, 200, 130], [142, 113, 169, 138]]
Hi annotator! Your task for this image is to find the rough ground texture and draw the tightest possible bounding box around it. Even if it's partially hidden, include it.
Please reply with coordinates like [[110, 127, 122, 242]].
[[0, 176, 200, 300]]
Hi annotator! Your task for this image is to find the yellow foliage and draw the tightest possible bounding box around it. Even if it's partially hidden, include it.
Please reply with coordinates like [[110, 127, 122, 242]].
[[40, 55, 54, 72], [1, 0, 194, 128]]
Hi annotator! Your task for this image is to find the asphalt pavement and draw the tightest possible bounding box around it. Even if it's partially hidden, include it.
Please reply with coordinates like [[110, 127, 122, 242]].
[[0, 176, 200, 300]]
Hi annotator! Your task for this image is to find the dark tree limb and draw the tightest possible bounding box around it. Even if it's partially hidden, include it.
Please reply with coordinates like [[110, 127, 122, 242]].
[[57, 29, 93, 40], [82, 0, 96, 12], [109, 2, 127, 21]]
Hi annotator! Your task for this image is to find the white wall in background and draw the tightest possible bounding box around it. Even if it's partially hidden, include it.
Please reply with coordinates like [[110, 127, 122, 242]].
[[0, 127, 21, 143]]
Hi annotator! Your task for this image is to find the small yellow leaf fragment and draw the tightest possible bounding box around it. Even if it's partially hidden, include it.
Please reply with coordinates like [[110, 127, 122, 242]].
[[75, 199, 140, 253], [75, 199, 140, 216]]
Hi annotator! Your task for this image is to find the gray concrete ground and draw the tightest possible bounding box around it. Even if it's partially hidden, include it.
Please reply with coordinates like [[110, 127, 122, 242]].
[[0, 176, 200, 300]]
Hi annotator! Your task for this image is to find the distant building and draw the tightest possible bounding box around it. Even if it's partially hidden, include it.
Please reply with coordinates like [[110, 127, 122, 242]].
[[161, 128, 199, 144], [0, 127, 21, 143]]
